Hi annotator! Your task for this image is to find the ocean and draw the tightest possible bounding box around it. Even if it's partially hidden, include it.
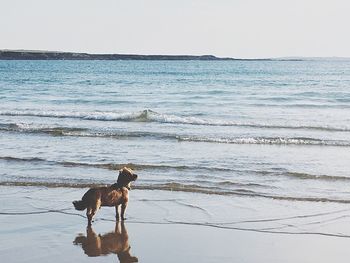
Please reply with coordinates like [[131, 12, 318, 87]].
[[1, 59, 350, 205]]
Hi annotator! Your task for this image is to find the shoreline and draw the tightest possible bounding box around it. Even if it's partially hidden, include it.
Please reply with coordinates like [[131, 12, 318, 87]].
[[1, 185, 350, 262]]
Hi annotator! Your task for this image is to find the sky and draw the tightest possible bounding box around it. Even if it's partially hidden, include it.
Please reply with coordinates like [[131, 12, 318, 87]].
[[0, 0, 349, 58]]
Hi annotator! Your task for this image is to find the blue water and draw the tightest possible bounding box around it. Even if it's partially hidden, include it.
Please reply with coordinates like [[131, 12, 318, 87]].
[[1, 60, 350, 203]]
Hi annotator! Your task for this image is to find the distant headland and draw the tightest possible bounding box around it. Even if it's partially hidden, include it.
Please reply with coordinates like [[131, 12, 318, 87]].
[[0, 50, 270, 61], [1, 50, 348, 61]]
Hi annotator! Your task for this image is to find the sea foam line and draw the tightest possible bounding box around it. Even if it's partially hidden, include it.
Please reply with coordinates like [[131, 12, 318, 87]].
[[1, 109, 349, 132], [1, 122, 349, 147], [178, 136, 350, 146]]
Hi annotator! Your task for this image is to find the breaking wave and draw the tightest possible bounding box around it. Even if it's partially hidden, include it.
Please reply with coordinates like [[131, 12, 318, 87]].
[[1, 122, 349, 147], [1, 109, 349, 132], [178, 136, 350, 146]]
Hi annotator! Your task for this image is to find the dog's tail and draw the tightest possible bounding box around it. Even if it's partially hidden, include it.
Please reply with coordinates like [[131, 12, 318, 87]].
[[72, 200, 87, 211]]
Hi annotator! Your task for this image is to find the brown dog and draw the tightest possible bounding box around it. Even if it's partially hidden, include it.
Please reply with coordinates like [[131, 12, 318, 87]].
[[73, 222, 138, 262], [73, 167, 138, 225]]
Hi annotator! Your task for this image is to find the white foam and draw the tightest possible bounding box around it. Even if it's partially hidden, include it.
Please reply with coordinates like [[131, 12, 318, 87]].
[[178, 136, 350, 146], [1, 108, 349, 132]]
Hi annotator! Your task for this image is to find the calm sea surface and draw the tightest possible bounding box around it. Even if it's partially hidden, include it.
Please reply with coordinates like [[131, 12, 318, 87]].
[[1, 60, 350, 203]]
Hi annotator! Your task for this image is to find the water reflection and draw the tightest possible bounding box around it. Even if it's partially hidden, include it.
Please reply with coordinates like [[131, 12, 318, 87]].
[[73, 222, 138, 262]]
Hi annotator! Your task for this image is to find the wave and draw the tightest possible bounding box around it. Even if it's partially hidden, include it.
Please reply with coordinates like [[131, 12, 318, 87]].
[[1, 123, 349, 147], [0, 155, 232, 173], [250, 103, 350, 109], [282, 172, 350, 181], [257, 169, 350, 182], [1, 155, 350, 182], [0, 123, 89, 136], [1, 109, 349, 132], [0, 109, 159, 123], [178, 136, 350, 146], [2, 180, 350, 204], [0, 156, 48, 163], [0, 122, 175, 140]]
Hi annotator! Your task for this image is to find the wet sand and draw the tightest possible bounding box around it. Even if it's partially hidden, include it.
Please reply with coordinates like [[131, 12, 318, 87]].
[[1, 186, 350, 263]]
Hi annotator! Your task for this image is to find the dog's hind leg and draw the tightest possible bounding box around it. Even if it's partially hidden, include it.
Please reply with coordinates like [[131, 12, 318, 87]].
[[87, 209, 97, 226], [87, 200, 101, 226], [87, 207, 93, 226]]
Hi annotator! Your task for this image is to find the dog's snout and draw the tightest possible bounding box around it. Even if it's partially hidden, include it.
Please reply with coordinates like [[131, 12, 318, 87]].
[[133, 174, 138, 180]]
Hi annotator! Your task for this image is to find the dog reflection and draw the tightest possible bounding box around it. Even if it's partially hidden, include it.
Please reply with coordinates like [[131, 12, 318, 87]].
[[73, 222, 138, 262]]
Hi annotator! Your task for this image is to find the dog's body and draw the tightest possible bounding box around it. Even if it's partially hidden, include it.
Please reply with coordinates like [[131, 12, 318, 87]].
[[73, 167, 137, 225]]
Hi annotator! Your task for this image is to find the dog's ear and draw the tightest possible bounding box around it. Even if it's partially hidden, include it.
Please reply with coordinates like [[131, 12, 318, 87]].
[[119, 167, 129, 175], [119, 168, 127, 177], [122, 167, 134, 175]]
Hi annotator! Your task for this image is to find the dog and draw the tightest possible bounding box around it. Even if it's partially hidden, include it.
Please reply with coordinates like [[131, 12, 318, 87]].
[[73, 167, 138, 225], [73, 222, 138, 262]]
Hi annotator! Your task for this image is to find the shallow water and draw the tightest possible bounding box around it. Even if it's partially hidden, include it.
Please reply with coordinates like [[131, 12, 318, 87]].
[[2, 186, 350, 263], [1, 60, 350, 204]]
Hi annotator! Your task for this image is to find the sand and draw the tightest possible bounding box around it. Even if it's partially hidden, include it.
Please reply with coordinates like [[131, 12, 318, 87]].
[[1, 186, 350, 263]]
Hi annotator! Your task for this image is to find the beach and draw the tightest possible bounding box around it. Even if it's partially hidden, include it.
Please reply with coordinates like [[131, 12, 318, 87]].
[[1, 186, 350, 263], [1, 60, 350, 262]]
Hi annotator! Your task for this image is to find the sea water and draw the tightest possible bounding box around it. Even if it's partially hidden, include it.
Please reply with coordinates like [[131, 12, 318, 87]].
[[1, 60, 350, 204]]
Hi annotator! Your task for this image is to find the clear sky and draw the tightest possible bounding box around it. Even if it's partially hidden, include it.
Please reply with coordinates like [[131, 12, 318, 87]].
[[0, 0, 349, 58]]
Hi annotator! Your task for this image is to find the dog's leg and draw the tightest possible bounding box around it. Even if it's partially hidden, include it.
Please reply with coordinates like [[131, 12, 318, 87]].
[[115, 221, 121, 234], [87, 208, 93, 226], [88, 209, 98, 226], [87, 200, 101, 226], [115, 205, 120, 221], [121, 202, 128, 221]]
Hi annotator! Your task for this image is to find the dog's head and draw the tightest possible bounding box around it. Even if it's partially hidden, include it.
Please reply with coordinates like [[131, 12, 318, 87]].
[[117, 167, 138, 190]]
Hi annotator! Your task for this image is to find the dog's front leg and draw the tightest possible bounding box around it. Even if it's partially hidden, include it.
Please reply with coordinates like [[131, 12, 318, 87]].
[[115, 205, 120, 221], [121, 202, 128, 221]]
